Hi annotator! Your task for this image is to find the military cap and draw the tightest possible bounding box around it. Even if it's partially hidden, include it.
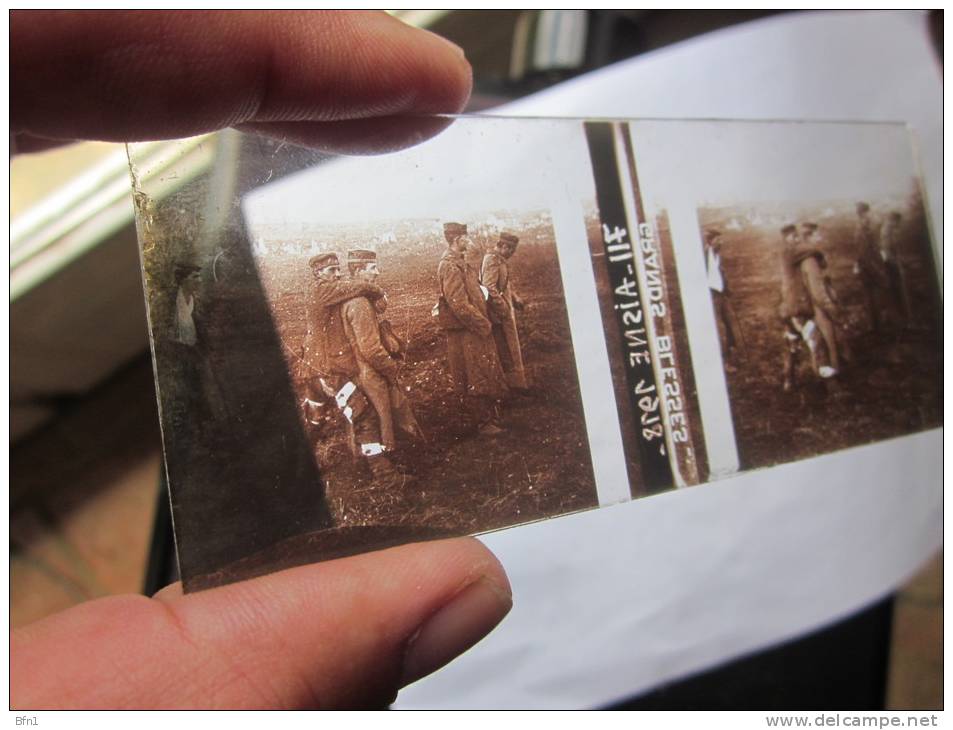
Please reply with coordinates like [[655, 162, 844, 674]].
[[704, 228, 721, 243], [800, 222, 818, 234], [444, 222, 467, 239], [309, 252, 340, 270], [856, 202, 870, 214], [347, 249, 377, 265], [780, 224, 798, 236], [499, 231, 520, 246]]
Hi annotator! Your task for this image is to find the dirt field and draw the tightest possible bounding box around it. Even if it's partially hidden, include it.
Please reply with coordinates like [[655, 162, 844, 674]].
[[258, 211, 599, 540], [698, 201, 941, 471]]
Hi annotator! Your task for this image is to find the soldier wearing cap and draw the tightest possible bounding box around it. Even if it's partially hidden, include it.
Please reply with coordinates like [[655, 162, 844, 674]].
[[703, 228, 740, 356], [436, 222, 508, 434], [300, 252, 384, 436], [797, 222, 848, 372], [481, 231, 528, 390], [302, 252, 384, 379], [778, 224, 833, 390], [340, 248, 423, 464], [852, 201, 890, 332]]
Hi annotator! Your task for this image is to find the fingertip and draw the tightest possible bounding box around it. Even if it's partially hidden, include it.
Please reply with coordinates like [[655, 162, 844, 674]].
[[152, 581, 183, 602], [381, 13, 473, 114], [453, 536, 512, 602]]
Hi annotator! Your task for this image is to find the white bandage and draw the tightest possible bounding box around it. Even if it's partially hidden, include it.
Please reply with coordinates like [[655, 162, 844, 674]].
[[800, 319, 817, 344], [361, 442, 385, 456], [335, 381, 357, 409]]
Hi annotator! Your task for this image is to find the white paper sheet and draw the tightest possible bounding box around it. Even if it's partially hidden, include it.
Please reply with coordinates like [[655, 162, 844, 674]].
[[397, 10, 941, 709]]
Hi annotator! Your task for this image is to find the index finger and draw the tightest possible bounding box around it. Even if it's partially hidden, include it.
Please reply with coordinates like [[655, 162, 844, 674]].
[[11, 10, 471, 150]]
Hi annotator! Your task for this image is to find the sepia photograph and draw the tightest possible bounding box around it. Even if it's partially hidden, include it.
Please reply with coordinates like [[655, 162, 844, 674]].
[[131, 117, 941, 590], [133, 118, 608, 590], [698, 192, 941, 470], [251, 211, 597, 548], [621, 119, 941, 475]]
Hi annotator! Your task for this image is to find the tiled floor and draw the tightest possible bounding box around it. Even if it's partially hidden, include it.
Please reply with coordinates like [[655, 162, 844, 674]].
[[9, 357, 942, 707]]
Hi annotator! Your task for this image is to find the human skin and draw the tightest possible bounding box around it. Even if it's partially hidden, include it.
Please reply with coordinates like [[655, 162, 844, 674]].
[[11, 10, 513, 709]]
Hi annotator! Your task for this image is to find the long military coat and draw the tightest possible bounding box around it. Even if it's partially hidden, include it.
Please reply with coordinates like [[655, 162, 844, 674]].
[[436, 249, 507, 399], [778, 243, 814, 320], [481, 250, 528, 389], [793, 245, 837, 318]]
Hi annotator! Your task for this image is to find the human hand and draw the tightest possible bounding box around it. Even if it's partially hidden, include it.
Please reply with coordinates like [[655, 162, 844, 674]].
[[11, 10, 509, 710], [11, 10, 472, 153], [12, 539, 512, 709]]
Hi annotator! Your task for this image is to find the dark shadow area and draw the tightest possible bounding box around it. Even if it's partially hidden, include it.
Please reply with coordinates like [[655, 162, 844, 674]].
[[143, 138, 341, 590], [609, 597, 894, 710]]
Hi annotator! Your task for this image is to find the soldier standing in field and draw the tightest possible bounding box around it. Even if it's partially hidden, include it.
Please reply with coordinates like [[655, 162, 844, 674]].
[[878, 210, 911, 324], [301, 252, 385, 382], [852, 201, 891, 333], [342, 248, 423, 456], [796, 222, 848, 373], [778, 224, 835, 390], [481, 231, 529, 390], [300, 253, 385, 443], [435, 222, 508, 435]]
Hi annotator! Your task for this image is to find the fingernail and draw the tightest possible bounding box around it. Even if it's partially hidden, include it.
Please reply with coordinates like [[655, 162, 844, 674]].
[[423, 29, 467, 61], [401, 577, 512, 686]]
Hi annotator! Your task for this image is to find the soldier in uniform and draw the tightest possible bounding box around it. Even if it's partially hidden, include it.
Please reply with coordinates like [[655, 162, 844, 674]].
[[797, 222, 847, 373], [342, 248, 423, 456], [852, 201, 890, 332], [300, 253, 383, 434], [300, 251, 410, 483], [481, 231, 528, 390], [435, 222, 508, 435], [778, 224, 834, 390], [301, 252, 385, 378], [879, 210, 911, 323]]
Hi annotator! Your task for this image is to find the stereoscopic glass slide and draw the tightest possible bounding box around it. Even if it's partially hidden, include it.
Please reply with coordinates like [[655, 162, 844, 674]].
[[128, 117, 941, 591]]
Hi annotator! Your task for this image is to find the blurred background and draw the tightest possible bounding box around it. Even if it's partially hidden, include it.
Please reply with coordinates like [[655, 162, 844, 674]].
[[9, 9, 941, 709]]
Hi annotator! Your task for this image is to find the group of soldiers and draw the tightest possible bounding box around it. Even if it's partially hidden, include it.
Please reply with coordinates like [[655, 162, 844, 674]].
[[706, 201, 911, 392], [299, 222, 529, 484]]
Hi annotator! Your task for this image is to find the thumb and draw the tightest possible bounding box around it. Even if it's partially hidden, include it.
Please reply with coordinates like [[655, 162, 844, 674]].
[[11, 538, 511, 709]]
